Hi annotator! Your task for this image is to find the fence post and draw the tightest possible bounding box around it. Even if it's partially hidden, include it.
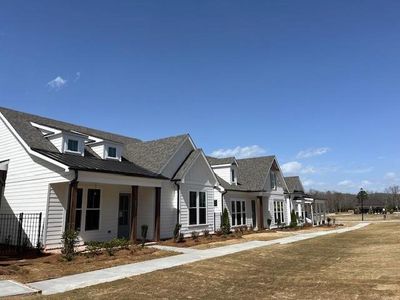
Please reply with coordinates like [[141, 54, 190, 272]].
[[17, 212, 23, 253], [37, 212, 42, 249]]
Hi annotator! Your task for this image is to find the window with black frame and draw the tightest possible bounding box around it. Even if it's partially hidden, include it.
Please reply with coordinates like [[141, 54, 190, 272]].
[[85, 189, 100, 231]]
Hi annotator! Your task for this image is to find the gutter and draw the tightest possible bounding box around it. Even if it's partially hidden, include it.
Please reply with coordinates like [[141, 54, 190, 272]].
[[65, 169, 79, 231]]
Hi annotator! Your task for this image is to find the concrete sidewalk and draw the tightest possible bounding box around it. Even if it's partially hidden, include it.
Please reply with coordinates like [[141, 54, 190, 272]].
[[14, 222, 368, 296]]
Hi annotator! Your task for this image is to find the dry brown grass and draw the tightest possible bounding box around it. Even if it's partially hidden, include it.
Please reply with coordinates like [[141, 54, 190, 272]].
[[0, 247, 175, 283], [32, 222, 400, 299], [329, 212, 400, 224]]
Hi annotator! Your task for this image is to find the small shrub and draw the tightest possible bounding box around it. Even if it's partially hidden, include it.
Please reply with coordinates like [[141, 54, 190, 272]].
[[215, 229, 223, 236], [332, 218, 336, 225], [221, 208, 231, 235], [191, 231, 199, 241], [327, 217, 332, 226], [173, 223, 182, 242], [203, 229, 210, 239], [85, 241, 103, 257], [240, 225, 247, 233], [248, 224, 254, 232], [141, 224, 148, 248], [234, 227, 242, 238], [290, 210, 298, 228], [61, 229, 79, 261], [104, 241, 115, 256], [177, 232, 185, 243]]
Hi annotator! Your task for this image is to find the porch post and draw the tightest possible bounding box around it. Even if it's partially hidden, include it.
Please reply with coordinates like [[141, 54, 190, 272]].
[[130, 185, 138, 243], [256, 196, 264, 230], [154, 187, 161, 241], [67, 180, 79, 231]]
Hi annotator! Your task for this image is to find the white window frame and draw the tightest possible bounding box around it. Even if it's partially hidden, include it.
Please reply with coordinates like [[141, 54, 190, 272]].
[[106, 146, 118, 159], [189, 191, 207, 226], [274, 200, 284, 224], [270, 171, 277, 190], [231, 200, 246, 226], [85, 188, 101, 231]]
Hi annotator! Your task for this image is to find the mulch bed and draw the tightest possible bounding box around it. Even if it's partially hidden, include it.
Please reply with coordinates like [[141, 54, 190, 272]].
[[0, 246, 175, 283]]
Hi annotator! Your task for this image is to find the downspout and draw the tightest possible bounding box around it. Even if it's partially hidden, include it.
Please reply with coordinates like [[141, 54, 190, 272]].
[[65, 169, 79, 231], [174, 181, 180, 224], [220, 190, 228, 229]]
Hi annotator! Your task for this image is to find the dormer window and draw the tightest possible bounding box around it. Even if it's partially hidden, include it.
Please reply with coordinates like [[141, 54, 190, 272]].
[[67, 139, 79, 152], [107, 146, 117, 159]]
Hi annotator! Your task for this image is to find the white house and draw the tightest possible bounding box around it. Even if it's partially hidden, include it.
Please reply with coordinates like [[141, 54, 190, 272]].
[[0, 107, 327, 251], [208, 156, 290, 230], [0, 107, 217, 249], [284, 176, 327, 225]]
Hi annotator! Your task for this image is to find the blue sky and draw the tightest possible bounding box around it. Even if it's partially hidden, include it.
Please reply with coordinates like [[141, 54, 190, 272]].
[[1, 0, 400, 192]]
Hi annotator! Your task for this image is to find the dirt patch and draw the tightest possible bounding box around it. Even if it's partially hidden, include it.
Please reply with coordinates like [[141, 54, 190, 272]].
[[0, 246, 175, 283]]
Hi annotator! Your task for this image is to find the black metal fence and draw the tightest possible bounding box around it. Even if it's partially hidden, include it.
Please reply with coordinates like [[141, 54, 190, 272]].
[[0, 212, 42, 256]]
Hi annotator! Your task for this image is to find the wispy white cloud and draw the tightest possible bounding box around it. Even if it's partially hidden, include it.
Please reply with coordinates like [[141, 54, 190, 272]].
[[338, 180, 354, 187], [211, 145, 266, 159], [47, 76, 67, 90], [361, 180, 372, 186], [281, 161, 302, 173], [344, 167, 373, 174], [385, 172, 397, 181], [296, 147, 330, 159], [74, 72, 81, 82], [301, 166, 317, 174]]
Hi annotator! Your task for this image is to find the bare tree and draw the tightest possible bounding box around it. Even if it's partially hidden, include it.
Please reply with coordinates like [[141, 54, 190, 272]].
[[385, 185, 400, 211]]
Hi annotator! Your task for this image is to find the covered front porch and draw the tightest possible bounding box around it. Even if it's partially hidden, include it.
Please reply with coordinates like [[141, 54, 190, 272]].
[[44, 171, 164, 249]]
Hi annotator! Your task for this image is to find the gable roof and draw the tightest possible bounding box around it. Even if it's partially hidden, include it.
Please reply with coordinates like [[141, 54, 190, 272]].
[[173, 149, 202, 181], [124, 134, 189, 174], [284, 176, 305, 193], [206, 156, 236, 166], [214, 156, 276, 192], [0, 107, 186, 179]]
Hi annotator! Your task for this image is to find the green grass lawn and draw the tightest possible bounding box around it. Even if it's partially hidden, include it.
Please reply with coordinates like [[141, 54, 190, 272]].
[[33, 222, 400, 300]]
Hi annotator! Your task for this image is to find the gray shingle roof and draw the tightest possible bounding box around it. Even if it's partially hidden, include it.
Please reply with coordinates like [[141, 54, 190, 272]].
[[34, 149, 164, 178], [172, 149, 202, 181], [0, 107, 187, 178], [215, 156, 276, 192], [206, 156, 236, 166], [124, 134, 188, 174], [284, 176, 304, 193], [0, 107, 141, 152]]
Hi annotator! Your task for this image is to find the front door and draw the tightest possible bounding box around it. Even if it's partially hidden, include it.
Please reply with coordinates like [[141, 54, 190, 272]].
[[118, 194, 131, 239], [251, 200, 256, 228]]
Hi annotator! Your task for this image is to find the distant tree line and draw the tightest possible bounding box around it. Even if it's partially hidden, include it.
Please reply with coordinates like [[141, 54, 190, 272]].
[[308, 185, 400, 213]]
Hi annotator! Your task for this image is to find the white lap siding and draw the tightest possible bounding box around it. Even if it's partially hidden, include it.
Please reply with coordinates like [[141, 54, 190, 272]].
[[0, 117, 70, 215]]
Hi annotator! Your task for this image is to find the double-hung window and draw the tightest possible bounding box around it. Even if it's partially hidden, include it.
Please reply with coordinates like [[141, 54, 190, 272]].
[[85, 189, 101, 231], [231, 200, 246, 226], [74, 189, 83, 231], [274, 201, 284, 224], [189, 191, 207, 225]]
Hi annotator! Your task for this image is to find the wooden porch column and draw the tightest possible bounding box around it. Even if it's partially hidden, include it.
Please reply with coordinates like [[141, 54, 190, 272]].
[[130, 185, 138, 243], [256, 196, 264, 230], [67, 180, 79, 231], [154, 187, 161, 241]]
